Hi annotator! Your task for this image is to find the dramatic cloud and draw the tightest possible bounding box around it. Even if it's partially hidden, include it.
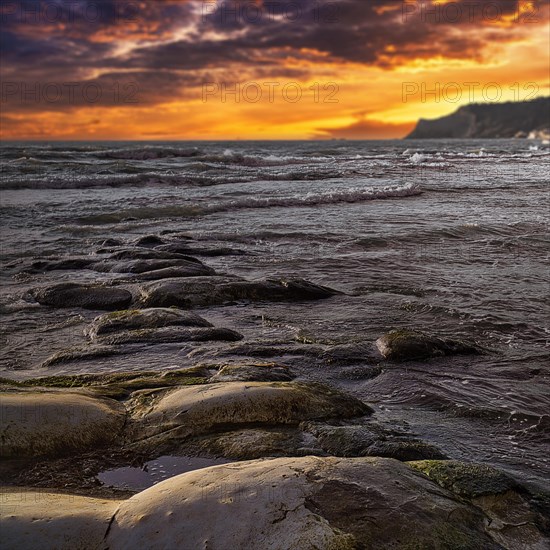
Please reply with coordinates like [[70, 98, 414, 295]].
[[1, 0, 548, 138]]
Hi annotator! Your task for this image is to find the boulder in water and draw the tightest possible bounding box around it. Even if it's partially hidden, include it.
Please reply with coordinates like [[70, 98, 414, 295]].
[[32, 282, 132, 310], [303, 422, 447, 461], [156, 242, 248, 256], [134, 235, 165, 247], [86, 308, 213, 339], [376, 329, 480, 361], [94, 258, 215, 276], [130, 266, 216, 281], [138, 277, 340, 308]]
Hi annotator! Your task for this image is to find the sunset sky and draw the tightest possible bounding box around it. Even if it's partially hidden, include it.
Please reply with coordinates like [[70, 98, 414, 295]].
[[1, 0, 549, 139]]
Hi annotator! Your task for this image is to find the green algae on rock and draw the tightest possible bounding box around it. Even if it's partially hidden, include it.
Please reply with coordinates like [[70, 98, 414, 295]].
[[409, 460, 550, 549], [125, 381, 372, 451], [1, 367, 212, 399], [96, 325, 243, 346], [408, 460, 517, 498], [86, 308, 214, 340], [208, 362, 295, 382]]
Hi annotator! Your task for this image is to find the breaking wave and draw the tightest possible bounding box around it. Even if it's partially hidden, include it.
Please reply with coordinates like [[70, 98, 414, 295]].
[[75, 183, 422, 224]]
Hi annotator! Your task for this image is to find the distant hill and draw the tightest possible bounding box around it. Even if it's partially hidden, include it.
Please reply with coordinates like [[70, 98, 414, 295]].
[[405, 97, 550, 139]]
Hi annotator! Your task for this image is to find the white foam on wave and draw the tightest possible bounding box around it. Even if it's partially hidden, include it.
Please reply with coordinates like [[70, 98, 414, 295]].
[[211, 183, 422, 212], [409, 153, 430, 164], [75, 183, 422, 224]]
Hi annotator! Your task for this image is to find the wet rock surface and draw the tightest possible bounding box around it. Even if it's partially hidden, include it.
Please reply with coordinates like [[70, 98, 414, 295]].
[[302, 422, 448, 461], [3, 234, 547, 549], [98, 326, 243, 346], [40, 345, 122, 368], [94, 258, 215, 276], [86, 308, 213, 339], [32, 282, 132, 310], [138, 276, 340, 308], [376, 329, 480, 361]]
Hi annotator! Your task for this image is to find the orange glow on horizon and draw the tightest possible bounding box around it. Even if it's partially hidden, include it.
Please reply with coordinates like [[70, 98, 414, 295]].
[[1, 2, 548, 140]]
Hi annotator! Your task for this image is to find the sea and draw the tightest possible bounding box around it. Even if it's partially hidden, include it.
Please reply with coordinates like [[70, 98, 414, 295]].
[[0, 139, 549, 491]]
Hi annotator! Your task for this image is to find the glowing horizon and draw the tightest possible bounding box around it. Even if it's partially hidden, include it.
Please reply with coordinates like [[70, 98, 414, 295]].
[[1, 0, 549, 140]]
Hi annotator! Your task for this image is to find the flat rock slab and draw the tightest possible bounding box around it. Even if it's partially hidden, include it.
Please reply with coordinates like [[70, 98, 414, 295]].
[[128, 382, 371, 446], [40, 345, 121, 368], [32, 283, 132, 311], [87, 308, 213, 340], [130, 266, 216, 281], [155, 243, 248, 256], [138, 277, 339, 308], [303, 422, 447, 461], [0, 489, 121, 550], [98, 326, 243, 346], [4, 367, 214, 401], [105, 456, 500, 549], [94, 258, 215, 276], [208, 362, 295, 382], [0, 391, 126, 458], [376, 329, 480, 361], [107, 249, 203, 262]]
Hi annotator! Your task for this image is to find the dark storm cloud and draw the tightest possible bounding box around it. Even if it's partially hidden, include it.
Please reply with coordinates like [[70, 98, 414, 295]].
[[1, 0, 548, 110]]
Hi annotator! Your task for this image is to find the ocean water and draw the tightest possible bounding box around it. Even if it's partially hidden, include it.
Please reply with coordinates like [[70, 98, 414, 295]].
[[1, 139, 549, 490]]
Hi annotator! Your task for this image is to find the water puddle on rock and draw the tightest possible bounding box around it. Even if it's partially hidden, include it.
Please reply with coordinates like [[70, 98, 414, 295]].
[[97, 456, 230, 492]]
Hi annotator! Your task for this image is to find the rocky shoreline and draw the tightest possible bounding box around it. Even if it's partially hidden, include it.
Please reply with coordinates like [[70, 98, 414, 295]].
[[1, 234, 549, 549]]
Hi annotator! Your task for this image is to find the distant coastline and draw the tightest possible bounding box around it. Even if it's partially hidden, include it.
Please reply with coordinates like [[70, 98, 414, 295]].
[[406, 97, 550, 139]]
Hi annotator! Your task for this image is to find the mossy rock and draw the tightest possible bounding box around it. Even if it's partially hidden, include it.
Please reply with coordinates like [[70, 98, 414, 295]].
[[97, 326, 243, 346], [40, 345, 122, 368], [408, 460, 517, 498], [125, 381, 372, 452], [208, 362, 295, 382], [1, 368, 212, 400]]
